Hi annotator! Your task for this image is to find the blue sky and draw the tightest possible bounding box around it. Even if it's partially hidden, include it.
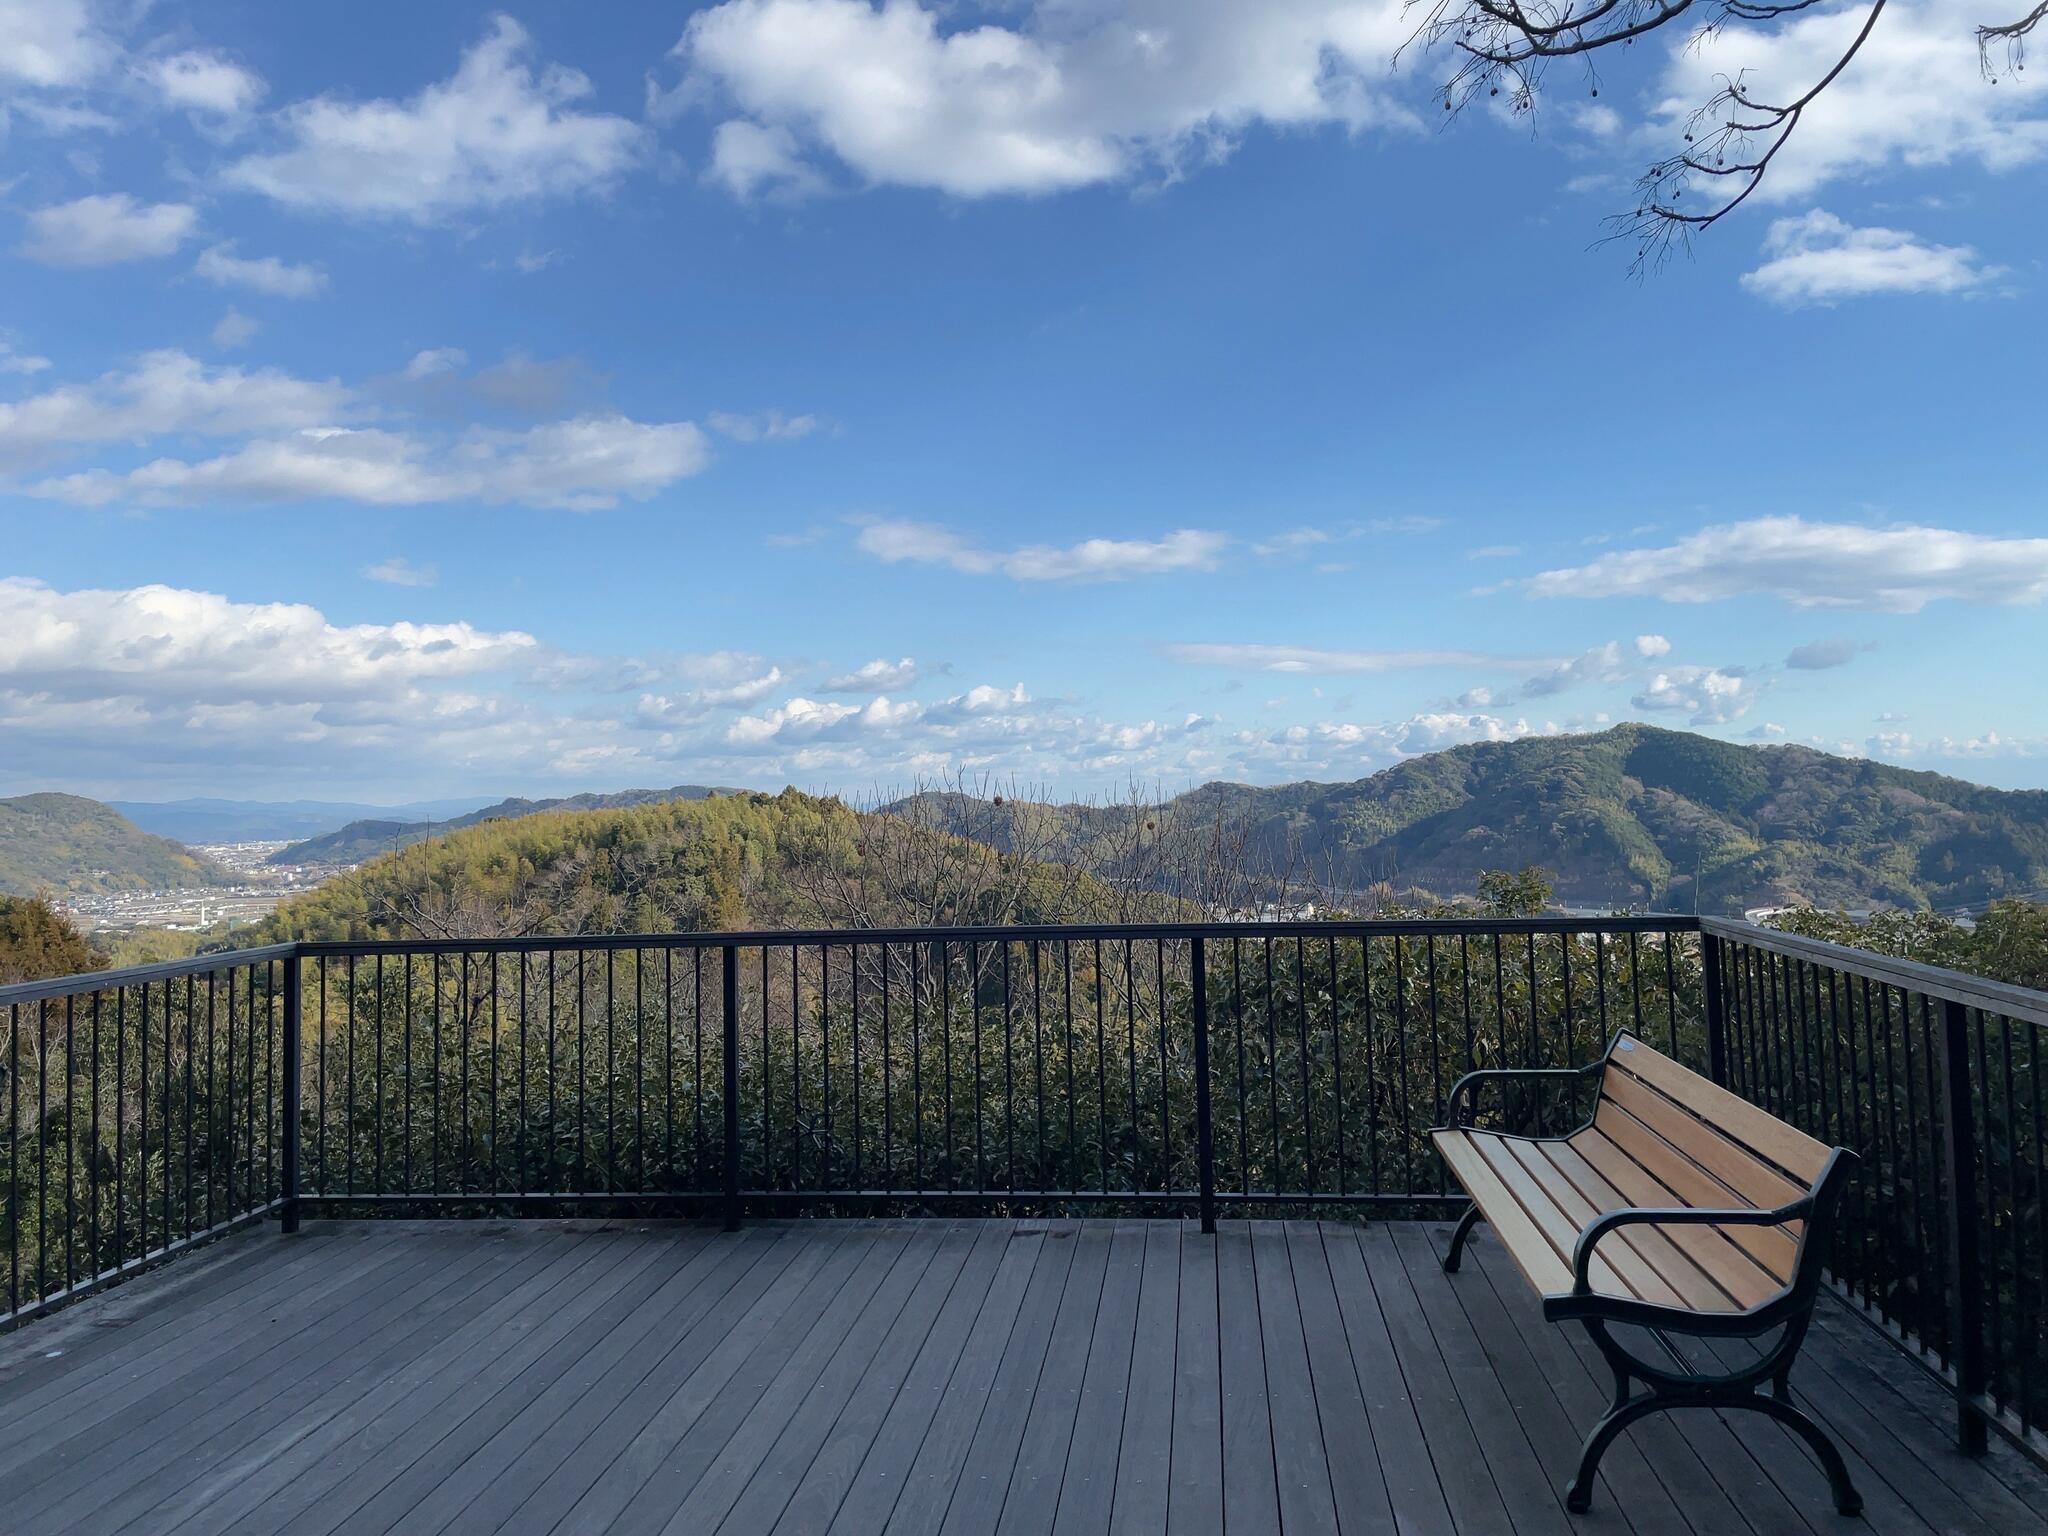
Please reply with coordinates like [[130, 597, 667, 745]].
[[2, 0, 2044, 803]]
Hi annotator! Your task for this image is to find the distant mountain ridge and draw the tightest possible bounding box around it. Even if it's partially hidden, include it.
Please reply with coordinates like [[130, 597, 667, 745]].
[[112, 796, 496, 844], [269, 784, 748, 866], [886, 724, 2048, 914], [0, 794, 229, 896]]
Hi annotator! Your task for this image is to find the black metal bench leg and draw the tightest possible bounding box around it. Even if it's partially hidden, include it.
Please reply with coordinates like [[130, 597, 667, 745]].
[[1565, 1393, 1663, 1512], [1755, 1390, 1864, 1515], [1443, 1203, 1483, 1272]]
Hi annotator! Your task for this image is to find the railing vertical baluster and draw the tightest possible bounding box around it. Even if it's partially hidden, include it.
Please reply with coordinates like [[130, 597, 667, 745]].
[[87, 993, 100, 1281], [65, 994, 76, 1293], [282, 957, 301, 1234], [1936, 994, 1989, 1453], [112, 991, 123, 1278], [1702, 931, 1728, 1087], [722, 943, 741, 1230], [7, 1001, 17, 1314], [883, 944, 896, 1194], [1191, 936, 1215, 1235], [944, 941, 957, 1195]]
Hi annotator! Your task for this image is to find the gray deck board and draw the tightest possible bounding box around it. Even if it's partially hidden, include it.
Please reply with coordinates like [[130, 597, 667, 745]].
[[0, 1216, 2035, 1536]]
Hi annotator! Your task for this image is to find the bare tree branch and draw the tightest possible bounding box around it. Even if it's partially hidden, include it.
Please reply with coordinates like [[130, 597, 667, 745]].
[[1410, 0, 2026, 266]]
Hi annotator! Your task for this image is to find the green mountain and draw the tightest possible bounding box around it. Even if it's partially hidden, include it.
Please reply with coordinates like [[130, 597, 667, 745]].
[[269, 783, 745, 866], [890, 724, 2048, 914], [0, 794, 230, 896], [244, 786, 1126, 943]]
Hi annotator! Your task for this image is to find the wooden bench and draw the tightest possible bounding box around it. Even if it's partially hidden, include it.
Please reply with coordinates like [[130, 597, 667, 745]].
[[1431, 1030, 1862, 1515]]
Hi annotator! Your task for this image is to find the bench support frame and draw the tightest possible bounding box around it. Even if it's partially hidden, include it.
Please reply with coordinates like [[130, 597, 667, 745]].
[[1568, 1314, 1859, 1514]]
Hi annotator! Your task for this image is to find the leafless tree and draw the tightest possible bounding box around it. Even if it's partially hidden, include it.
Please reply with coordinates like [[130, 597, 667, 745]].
[[1407, 0, 2039, 268]]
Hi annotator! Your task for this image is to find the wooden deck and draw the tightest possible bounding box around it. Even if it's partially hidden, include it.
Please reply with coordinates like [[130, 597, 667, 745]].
[[0, 1219, 2040, 1536]]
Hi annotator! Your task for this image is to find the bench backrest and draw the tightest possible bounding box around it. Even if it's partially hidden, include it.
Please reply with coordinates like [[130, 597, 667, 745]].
[[1593, 1033, 1841, 1291]]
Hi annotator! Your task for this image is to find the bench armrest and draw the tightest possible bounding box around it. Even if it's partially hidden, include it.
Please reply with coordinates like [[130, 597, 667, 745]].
[[1570, 1197, 1814, 1298], [1441, 1061, 1605, 1130]]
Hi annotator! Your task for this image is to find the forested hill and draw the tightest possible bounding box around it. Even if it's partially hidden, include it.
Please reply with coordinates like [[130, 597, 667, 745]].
[[0, 794, 228, 896], [268, 783, 743, 866], [890, 724, 2048, 914], [242, 787, 1132, 944]]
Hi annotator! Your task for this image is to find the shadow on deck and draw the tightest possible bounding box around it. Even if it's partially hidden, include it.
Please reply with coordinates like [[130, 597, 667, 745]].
[[0, 1218, 2040, 1535]]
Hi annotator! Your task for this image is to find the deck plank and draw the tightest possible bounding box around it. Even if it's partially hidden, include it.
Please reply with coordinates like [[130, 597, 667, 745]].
[[750, 1220, 996, 1536], [1249, 1221, 1340, 1534], [1049, 1221, 1146, 1536], [1103, 1222, 1178, 1536], [819, 1221, 1032, 1536], [0, 1217, 2036, 1536], [1165, 1220, 1224, 1536]]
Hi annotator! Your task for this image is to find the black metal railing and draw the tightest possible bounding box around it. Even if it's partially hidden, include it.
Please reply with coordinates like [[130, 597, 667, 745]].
[[0, 946, 294, 1331], [1701, 917, 2048, 1458], [285, 919, 1701, 1224], [3, 913, 2043, 1463]]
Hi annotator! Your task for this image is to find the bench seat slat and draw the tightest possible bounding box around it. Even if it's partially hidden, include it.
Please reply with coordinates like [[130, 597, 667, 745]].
[[1467, 1135, 1635, 1299], [1496, 1139, 1695, 1309], [1589, 1107, 1801, 1284], [1566, 1129, 1786, 1309], [1599, 1071, 1806, 1214], [1606, 1036, 1829, 1185], [1430, 1131, 1573, 1297], [1523, 1139, 1752, 1312]]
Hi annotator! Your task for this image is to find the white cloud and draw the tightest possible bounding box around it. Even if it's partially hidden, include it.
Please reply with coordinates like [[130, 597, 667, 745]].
[[20, 193, 197, 266], [363, 556, 438, 588], [194, 242, 329, 298], [0, 0, 112, 89], [34, 415, 711, 512], [0, 349, 348, 466], [405, 347, 469, 380], [638, 660, 786, 721], [1659, 0, 2048, 205], [823, 656, 920, 692], [140, 49, 265, 116], [1526, 515, 2048, 612], [225, 16, 648, 220], [0, 576, 537, 702], [0, 341, 50, 375], [1741, 210, 1999, 306], [707, 408, 819, 442], [856, 517, 1226, 582], [707, 118, 829, 198], [1520, 640, 1638, 697], [1633, 666, 1762, 725], [1868, 728, 2046, 762], [1238, 710, 1557, 773], [1634, 634, 1672, 658], [670, 0, 1414, 198], [1, 347, 728, 511], [1785, 637, 1862, 670], [1166, 642, 1507, 673], [211, 307, 259, 349]]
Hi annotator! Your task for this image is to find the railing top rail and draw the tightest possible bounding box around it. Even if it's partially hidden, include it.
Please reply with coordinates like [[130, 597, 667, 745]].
[[292, 912, 1701, 957], [0, 914, 1701, 1006], [0, 941, 301, 1008], [1701, 915, 2048, 1027]]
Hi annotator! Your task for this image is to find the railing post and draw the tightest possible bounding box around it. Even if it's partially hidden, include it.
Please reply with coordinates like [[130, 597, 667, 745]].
[[280, 951, 302, 1235], [722, 944, 741, 1233], [1935, 996, 1988, 1454], [1190, 936, 1216, 1236], [1701, 929, 1729, 1088]]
